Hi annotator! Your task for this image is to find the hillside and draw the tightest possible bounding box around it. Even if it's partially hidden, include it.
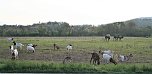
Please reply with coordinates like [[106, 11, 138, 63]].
[[0, 17, 152, 37], [126, 17, 152, 27]]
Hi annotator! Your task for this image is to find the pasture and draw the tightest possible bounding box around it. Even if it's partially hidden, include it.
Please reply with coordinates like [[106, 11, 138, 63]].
[[0, 37, 152, 73]]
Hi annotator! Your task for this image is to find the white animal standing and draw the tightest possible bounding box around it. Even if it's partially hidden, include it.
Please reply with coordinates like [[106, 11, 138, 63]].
[[13, 41, 24, 50], [7, 38, 13, 42], [66, 44, 72, 51], [27, 45, 35, 53], [10, 45, 18, 60], [13, 49, 18, 59]]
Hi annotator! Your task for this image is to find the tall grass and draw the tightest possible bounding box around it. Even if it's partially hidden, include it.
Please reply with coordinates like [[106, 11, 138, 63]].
[[0, 59, 152, 73]]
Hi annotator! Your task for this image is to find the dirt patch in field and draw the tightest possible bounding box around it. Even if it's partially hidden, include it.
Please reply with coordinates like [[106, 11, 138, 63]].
[[24, 49, 91, 63]]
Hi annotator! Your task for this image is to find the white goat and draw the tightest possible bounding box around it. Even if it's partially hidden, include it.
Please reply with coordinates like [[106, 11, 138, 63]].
[[13, 49, 18, 59], [66, 44, 72, 51], [27, 44, 37, 48], [7, 38, 13, 42], [27, 46, 35, 53], [99, 50, 113, 58], [103, 54, 112, 64], [10, 45, 18, 60], [102, 54, 117, 65], [118, 54, 133, 62], [13, 41, 24, 50]]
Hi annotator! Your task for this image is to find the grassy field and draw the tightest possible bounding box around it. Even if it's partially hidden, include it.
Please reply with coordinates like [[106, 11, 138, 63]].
[[0, 37, 152, 73]]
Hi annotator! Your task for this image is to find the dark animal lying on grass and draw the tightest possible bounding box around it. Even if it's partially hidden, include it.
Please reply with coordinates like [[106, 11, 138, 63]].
[[63, 56, 72, 64], [90, 52, 100, 65], [53, 43, 60, 50]]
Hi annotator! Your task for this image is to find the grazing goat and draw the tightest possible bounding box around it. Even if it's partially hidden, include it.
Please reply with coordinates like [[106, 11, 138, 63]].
[[7, 37, 14, 42], [90, 52, 100, 65], [113, 34, 124, 41], [105, 34, 111, 41], [118, 54, 133, 62], [28, 44, 37, 48], [66, 44, 72, 51], [63, 56, 72, 64], [27, 44, 37, 53], [10, 46, 18, 60], [53, 43, 60, 50], [99, 50, 113, 58], [102, 54, 117, 65], [13, 41, 24, 50]]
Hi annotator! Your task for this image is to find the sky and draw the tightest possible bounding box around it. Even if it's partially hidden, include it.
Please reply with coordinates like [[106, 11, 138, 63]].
[[0, 0, 152, 26]]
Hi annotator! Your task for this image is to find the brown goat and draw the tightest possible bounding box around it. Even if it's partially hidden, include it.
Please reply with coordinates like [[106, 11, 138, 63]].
[[53, 43, 60, 50], [90, 52, 100, 65]]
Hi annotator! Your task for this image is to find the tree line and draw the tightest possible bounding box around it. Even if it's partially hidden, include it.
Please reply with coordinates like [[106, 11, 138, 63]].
[[0, 21, 152, 37]]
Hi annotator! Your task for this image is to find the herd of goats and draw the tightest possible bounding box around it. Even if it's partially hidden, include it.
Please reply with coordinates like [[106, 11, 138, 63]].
[[7, 35, 133, 65], [105, 34, 124, 41]]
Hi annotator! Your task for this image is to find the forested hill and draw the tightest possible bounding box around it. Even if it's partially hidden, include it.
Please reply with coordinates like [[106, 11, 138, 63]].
[[126, 17, 152, 27], [0, 17, 152, 37]]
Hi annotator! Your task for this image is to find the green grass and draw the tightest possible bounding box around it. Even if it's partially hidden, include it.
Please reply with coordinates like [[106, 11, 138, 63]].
[[0, 37, 152, 73], [0, 59, 152, 73]]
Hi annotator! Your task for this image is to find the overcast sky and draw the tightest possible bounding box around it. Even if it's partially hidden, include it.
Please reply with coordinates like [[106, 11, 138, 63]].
[[0, 0, 152, 25]]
